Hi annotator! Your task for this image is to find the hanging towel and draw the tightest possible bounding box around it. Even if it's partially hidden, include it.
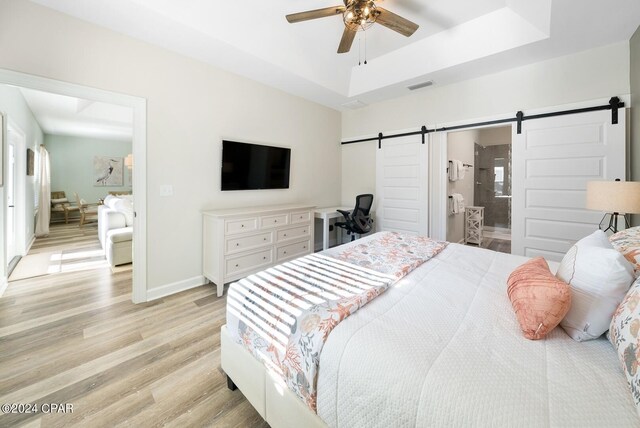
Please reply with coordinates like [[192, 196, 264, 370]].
[[448, 160, 465, 181], [448, 160, 458, 181], [450, 193, 465, 214], [456, 160, 466, 180]]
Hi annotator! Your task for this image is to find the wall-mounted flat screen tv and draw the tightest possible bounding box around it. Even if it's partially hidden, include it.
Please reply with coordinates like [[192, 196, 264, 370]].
[[221, 140, 291, 191]]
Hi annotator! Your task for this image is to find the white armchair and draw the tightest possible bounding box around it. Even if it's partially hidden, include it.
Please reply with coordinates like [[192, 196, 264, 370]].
[[98, 195, 133, 267]]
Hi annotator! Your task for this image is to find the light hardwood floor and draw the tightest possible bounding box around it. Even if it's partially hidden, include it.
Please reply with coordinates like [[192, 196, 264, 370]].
[[0, 223, 268, 427]]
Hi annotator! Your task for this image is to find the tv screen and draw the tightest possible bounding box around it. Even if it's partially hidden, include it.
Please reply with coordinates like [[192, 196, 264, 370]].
[[221, 140, 291, 191]]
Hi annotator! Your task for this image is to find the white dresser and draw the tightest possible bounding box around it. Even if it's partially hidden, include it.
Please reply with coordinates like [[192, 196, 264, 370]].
[[203, 204, 315, 296]]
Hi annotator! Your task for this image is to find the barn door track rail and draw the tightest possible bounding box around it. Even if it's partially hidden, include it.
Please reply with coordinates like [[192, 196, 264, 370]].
[[341, 96, 624, 148]]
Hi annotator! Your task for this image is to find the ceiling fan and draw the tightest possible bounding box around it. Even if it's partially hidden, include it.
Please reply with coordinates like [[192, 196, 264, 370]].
[[286, 0, 419, 54]]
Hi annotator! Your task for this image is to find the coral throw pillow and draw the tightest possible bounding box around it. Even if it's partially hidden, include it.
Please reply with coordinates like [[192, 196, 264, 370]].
[[507, 257, 572, 340]]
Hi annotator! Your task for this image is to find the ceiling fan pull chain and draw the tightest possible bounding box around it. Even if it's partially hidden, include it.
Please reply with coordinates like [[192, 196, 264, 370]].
[[358, 34, 361, 66], [364, 30, 368, 65]]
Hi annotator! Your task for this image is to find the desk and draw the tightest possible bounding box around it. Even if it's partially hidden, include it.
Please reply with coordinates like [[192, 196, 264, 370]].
[[314, 206, 351, 251]]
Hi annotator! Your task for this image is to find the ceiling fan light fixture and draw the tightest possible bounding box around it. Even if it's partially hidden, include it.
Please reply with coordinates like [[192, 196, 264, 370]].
[[285, 0, 418, 54], [343, 0, 377, 32]]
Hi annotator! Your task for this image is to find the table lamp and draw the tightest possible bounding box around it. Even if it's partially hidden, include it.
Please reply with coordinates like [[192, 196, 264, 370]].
[[586, 179, 640, 233]]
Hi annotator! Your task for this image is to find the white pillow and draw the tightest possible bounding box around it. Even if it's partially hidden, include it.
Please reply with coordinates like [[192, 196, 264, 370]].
[[114, 198, 134, 226], [103, 195, 118, 209], [556, 230, 635, 341]]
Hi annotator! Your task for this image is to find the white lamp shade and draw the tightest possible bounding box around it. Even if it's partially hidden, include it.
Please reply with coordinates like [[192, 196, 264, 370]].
[[586, 181, 640, 213]]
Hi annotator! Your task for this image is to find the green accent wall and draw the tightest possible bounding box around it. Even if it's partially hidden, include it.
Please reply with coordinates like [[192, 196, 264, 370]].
[[45, 134, 132, 204]]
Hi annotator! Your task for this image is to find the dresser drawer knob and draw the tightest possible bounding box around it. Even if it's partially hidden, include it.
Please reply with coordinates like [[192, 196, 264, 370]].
[[284, 233, 287, 237], [263, 256, 267, 260], [303, 245, 307, 249], [235, 263, 239, 267], [284, 251, 287, 254], [241, 224, 244, 228], [275, 219, 278, 223], [263, 237, 267, 241], [303, 230, 306, 233], [236, 243, 240, 246]]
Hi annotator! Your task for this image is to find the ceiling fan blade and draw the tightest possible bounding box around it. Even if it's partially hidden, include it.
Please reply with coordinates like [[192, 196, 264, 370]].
[[286, 6, 345, 23], [337, 27, 357, 53], [375, 7, 419, 37]]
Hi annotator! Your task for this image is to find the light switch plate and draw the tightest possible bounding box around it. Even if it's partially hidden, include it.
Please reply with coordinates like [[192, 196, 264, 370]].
[[159, 185, 173, 197]]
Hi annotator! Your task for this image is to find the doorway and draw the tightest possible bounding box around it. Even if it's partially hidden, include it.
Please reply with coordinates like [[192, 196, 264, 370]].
[[445, 125, 512, 253], [0, 69, 147, 303]]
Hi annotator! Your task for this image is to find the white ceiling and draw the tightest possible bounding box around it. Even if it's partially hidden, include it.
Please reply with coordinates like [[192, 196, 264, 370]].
[[29, 0, 640, 111], [18, 87, 133, 141]]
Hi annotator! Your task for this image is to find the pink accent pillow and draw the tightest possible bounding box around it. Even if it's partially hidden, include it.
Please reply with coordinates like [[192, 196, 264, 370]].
[[507, 257, 572, 340]]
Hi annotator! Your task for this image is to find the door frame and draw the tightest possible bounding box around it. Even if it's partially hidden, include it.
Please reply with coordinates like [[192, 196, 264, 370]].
[[439, 123, 515, 246], [0, 69, 148, 303]]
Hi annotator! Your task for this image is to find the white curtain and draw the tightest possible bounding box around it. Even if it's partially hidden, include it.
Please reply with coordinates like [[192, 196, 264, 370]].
[[35, 145, 50, 237]]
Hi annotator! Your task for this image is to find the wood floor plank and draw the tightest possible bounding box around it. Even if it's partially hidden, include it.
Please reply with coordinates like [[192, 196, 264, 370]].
[[42, 325, 216, 427], [0, 223, 267, 428]]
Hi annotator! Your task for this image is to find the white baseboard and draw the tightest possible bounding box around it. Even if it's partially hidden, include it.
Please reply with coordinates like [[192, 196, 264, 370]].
[[146, 275, 207, 301], [0, 276, 8, 298]]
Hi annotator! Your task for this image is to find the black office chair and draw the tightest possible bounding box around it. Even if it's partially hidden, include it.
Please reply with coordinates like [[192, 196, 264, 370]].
[[335, 194, 374, 242]]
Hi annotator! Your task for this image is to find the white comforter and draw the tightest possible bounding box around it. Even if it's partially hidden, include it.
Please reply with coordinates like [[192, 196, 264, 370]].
[[317, 241, 638, 427]]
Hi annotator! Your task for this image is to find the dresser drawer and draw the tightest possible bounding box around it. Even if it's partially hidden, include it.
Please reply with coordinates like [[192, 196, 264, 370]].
[[226, 217, 258, 235], [226, 232, 273, 254], [277, 225, 310, 242], [290, 211, 311, 224], [226, 248, 273, 276], [260, 213, 289, 229], [277, 239, 311, 261]]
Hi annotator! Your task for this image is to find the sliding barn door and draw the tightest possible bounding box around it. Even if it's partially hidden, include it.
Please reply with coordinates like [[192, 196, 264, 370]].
[[512, 109, 626, 261], [375, 136, 428, 235]]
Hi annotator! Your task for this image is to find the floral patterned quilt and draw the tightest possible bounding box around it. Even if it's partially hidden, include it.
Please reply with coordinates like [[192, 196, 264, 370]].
[[227, 232, 447, 412], [330, 231, 449, 280]]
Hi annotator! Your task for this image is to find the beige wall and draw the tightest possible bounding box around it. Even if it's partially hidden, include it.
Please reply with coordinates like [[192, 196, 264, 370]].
[[0, 0, 342, 293], [341, 42, 631, 206], [446, 130, 478, 243], [631, 26, 640, 225], [478, 126, 512, 147]]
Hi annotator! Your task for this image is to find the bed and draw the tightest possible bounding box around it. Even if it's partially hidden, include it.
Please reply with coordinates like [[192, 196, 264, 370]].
[[221, 232, 639, 427]]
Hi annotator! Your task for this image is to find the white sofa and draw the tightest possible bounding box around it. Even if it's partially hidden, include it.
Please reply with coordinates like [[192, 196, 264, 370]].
[[99, 195, 133, 267]]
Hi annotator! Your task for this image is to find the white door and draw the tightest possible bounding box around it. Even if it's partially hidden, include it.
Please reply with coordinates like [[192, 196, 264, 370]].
[[512, 109, 626, 261], [6, 139, 16, 262], [375, 136, 428, 235]]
